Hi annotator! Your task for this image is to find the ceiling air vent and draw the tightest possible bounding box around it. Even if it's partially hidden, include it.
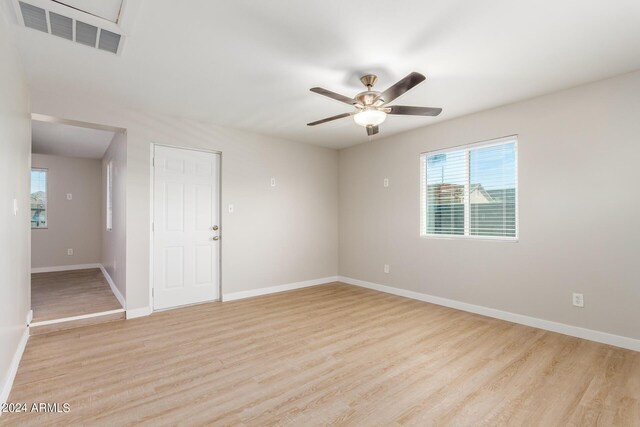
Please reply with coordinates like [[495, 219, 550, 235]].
[[19, 2, 47, 32], [75, 20, 97, 46], [49, 12, 72, 40], [98, 29, 121, 54], [16, 0, 125, 55]]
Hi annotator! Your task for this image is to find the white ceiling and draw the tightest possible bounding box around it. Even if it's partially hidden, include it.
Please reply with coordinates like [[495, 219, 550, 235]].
[[11, 0, 640, 149], [32, 120, 116, 158]]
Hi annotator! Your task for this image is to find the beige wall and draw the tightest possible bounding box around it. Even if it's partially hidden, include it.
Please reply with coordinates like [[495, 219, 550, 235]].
[[102, 133, 126, 300], [31, 154, 102, 269], [26, 48, 637, 342], [339, 70, 640, 340], [30, 94, 339, 311], [0, 7, 31, 403]]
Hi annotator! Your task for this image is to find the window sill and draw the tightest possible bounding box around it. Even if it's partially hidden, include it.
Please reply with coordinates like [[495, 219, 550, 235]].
[[420, 234, 518, 243]]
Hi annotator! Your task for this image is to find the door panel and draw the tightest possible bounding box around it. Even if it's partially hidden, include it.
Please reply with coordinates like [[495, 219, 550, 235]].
[[165, 183, 185, 231], [153, 145, 220, 310], [164, 247, 184, 289]]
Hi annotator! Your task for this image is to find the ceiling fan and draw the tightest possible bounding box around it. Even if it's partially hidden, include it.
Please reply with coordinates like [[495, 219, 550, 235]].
[[307, 72, 442, 136]]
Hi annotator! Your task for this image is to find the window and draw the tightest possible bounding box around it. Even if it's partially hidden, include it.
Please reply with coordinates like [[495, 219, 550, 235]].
[[420, 136, 518, 240], [106, 160, 113, 231], [31, 168, 48, 229]]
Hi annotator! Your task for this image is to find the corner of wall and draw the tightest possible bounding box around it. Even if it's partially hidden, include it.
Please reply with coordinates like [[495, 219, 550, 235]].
[[0, 9, 32, 407]]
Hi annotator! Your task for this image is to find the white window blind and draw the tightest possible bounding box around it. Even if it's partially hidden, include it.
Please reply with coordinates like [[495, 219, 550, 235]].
[[106, 160, 113, 231], [420, 136, 518, 240]]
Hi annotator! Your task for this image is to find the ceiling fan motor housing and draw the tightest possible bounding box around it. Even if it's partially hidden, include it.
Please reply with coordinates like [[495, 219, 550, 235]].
[[355, 91, 383, 107]]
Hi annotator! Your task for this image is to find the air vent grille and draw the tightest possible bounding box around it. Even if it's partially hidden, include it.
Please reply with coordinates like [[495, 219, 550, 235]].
[[19, 2, 47, 33], [49, 12, 72, 40], [98, 29, 121, 54], [75, 21, 97, 47], [17, 1, 124, 55]]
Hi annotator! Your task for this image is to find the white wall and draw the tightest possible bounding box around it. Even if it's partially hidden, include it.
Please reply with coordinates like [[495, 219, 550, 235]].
[[102, 133, 126, 300], [339, 70, 640, 340], [31, 154, 102, 269], [0, 6, 31, 404], [30, 93, 339, 312]]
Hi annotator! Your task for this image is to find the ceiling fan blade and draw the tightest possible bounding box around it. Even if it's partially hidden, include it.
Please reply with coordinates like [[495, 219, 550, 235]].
[[307, 112, 354, 126], [366, 125, 379, 136], [310, 87, 357, 106], [379, 72, 426, 104], [387, 105, 442, 116]]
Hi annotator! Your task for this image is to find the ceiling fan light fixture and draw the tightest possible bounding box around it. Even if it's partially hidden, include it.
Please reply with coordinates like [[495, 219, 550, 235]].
[[308, 72, 440, 136], [354, 109, 386, 127]]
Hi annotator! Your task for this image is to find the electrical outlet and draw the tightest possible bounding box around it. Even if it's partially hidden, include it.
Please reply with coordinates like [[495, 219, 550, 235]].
[[66, 193, 73, 200], [270, 178, 276, 187], [572, 293, 584, 308], [384, 264, 390, 274], [383, 178, 389, 188], [67, 248, 74, 256], [228, 204, 234, 214]]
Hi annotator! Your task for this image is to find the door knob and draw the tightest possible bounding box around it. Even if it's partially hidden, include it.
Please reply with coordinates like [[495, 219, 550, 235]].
[[212, 225, 219, 231], [212, 236, 219, 241]]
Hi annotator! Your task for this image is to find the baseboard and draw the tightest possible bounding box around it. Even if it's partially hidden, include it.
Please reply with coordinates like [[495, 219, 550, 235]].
[[29, 309, 125, 327], [0, 327, 29, 409], [126, 306, 152, 319], [338, 276, 640, 352], [222, 276, 339, 302], [26, 310, 33, 326], [99, 265, 125, 309], [30, 311, 125, 335], [31, 263, 102, 273]]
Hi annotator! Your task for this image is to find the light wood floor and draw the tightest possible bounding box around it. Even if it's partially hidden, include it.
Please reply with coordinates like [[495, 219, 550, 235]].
[[4, 283, 639, 426], [31, 268, 123, 322]]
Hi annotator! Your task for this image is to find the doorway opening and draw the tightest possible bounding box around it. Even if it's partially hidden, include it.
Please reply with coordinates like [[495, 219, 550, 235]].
[[29, 115, 127, 334]]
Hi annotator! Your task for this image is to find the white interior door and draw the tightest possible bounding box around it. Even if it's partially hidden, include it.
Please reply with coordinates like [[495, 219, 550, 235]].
[[153, 145, 220, 310]]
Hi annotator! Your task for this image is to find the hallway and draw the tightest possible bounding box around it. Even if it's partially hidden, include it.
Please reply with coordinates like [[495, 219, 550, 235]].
[[30, 268, 124, 334]]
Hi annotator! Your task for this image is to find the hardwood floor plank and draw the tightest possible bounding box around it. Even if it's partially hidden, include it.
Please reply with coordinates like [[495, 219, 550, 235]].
[[2, 283, 638, 426]]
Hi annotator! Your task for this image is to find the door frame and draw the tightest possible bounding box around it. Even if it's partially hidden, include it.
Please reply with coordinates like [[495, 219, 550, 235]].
[[149, 143, 223, 312]]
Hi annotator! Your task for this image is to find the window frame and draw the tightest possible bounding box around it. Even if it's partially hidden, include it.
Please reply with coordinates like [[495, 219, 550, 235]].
[[31, 167, 49, 230], [420, 135, 519, 242], [106, 160, 113, 231]]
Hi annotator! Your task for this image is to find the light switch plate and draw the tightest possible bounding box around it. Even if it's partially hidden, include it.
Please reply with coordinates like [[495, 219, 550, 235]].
[[66, 193, 73, 200], [270, 178, 276, 187], [228, 204, 234, 213], [13, 199, 18, 216], [67, 248, 74, 256], [383, 178, 389, 188]]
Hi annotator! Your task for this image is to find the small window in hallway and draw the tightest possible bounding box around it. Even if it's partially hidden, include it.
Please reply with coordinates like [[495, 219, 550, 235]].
[[31, 168, 48, 229], [106, 160, 113, 231]]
